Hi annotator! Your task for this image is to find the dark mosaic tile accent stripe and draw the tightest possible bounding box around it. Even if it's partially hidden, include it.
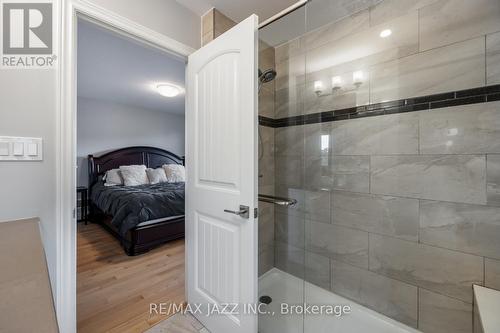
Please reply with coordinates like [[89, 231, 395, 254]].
[[258, 116, 275, 127], [258, 84, 500, 128]]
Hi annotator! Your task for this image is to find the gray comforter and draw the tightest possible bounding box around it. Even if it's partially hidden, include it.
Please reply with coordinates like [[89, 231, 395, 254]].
[[90, 181, 185, 236]]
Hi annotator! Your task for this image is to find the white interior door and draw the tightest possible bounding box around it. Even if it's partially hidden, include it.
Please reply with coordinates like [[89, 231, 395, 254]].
[[185, 15, 258, 333]]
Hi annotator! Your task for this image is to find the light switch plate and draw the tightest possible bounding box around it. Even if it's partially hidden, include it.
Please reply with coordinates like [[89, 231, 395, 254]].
[[27, 143, 38, 156], [13, 142, 24, 156], [0, 142, 9, 156], [0, 137, 43, 161]]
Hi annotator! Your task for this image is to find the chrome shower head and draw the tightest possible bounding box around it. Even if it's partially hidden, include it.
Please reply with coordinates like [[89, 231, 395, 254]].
[[258, 68, 277, 94], [259, 68, 277, 84]]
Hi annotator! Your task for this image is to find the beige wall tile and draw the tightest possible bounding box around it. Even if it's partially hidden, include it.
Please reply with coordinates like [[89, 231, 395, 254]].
[[305, 11, 418, 76], [305, 251, 330, 290], [420, 101, 500, 154], [303, 9, 370, 51], [259, 244, 274, 277], [275, 126, 304, 157], [487, 31, 500, 85], [306, 221, 369, 268], [259, 86, 274, 118], [275, 241, 304, 278], [304, 155, 370, 192], [304, 122, 333, 157], [487, 155, 500, 207], [275, 38, 303, 63], [419, 0, 500, 51], [201, 31, 213, 46], [259, 42, 275, 72], [274, 242, 331, 290], [370, 37, 485, 103], [485, 258, 500, 291], [332, 191, 419, 242], [275, 213, 304, 249], [275, 155, 303, 188], [371, 155, 487, 204], [370, 234, 483, 302], [304, 190, 331, 223], [369, 0, 439, 26], [331, 113, 419, 155], [201, 9, 214, 36], [303, 154, 333, 190], [331, 260, 418, 327], [418, 288, 473, 333], [331, 155, 370, 193], [275, 85, 305, 119], [275, 54, 305, 92], [258, 202, 274, 247], [420, 200, 500, 259], [213, 9, 236, 35]]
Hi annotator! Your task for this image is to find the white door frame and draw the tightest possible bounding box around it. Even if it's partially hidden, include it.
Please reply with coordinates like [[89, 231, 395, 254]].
[[57, 1, 195, 331]]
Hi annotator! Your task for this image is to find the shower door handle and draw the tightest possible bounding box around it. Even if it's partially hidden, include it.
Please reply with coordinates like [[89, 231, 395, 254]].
[[224, 205, 250, 219]]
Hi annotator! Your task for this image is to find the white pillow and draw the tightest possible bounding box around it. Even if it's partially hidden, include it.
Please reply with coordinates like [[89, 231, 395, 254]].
[[163, 164, 186, 183], [104, 168, 123, 186], [119, 165, 148, 186], [146, 168, 168, 184]]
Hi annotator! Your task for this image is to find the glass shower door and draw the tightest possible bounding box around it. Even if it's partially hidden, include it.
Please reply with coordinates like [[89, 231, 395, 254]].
[[257, 5, 307, 333]]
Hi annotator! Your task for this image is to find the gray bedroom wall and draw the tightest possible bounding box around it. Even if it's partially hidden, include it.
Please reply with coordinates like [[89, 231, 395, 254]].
[[0, 0, 199, 311], [77, 97, 185, 187]]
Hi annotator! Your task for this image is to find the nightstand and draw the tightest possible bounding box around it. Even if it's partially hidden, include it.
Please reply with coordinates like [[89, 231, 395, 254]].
[[77, 186, 88, 224]]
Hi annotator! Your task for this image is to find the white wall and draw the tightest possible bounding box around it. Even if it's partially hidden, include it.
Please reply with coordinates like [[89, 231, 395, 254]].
[[77, 97, 185, 186], [0, 0, 199, 316], [86, 0, 201, 50]]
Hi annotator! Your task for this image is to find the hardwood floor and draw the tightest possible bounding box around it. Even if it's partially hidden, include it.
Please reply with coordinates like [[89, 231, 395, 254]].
[[77, 223, 185, 333]]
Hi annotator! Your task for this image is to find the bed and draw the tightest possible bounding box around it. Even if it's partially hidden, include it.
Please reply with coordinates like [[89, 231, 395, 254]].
[[88, 146, 185, 255]]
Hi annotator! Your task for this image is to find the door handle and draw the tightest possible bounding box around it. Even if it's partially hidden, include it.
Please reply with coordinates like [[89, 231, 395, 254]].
[[224, 205, 250, 219]]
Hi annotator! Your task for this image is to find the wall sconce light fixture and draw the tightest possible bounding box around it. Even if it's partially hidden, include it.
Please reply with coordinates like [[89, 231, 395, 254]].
[[353, 71, 364, 88], [331, 76, 342, 91], [314, 80, 323, 96]]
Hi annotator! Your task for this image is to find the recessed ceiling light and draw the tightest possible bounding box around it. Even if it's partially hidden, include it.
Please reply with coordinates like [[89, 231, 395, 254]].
[[156, 83, 183, 97], [379, 29, 392, 38]]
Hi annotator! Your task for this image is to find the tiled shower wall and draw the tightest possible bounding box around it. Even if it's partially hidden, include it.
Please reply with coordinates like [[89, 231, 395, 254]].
[[270, 0, 500, 332], [258, 41, 276, 276], [274, 0, 500, 119]]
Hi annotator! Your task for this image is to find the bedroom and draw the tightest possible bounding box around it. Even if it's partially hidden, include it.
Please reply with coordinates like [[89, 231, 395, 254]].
[[76, 19, 186, 332]]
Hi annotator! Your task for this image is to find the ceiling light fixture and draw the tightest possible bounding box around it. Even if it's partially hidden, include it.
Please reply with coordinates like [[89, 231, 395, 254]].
[[379, 29, 392, 38], [156, 83, 183, 98]]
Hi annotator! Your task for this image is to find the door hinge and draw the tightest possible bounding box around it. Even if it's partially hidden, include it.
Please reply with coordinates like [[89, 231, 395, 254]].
[[254, 208, 258, 218], [73, 208, 76, 219]]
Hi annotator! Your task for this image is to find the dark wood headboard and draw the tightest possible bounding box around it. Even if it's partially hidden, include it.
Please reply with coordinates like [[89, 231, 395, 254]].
[[88, 146, 184, 189]]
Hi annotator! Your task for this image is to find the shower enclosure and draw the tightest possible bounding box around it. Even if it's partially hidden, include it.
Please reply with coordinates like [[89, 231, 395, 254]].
[[257, 0, 500, 332]]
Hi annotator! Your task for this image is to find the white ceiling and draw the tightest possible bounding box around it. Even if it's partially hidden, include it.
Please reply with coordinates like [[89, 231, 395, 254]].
[[77, 19, 186, 115], [177, 0, 297, 23]]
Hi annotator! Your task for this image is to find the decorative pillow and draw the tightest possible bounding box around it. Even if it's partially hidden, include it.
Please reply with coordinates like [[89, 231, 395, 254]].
[[163, 164, 186, 183], [119, 165, 148, 186], [104, 168, 123, 186], [146, 168, 168, 184]]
